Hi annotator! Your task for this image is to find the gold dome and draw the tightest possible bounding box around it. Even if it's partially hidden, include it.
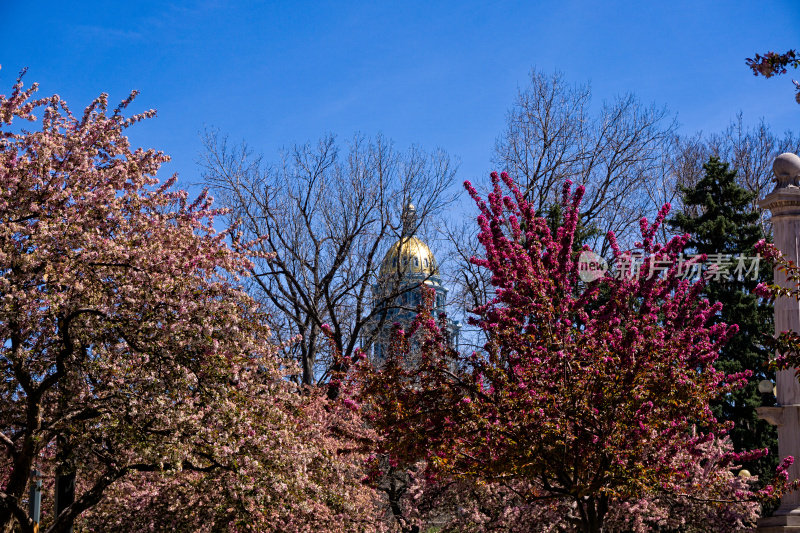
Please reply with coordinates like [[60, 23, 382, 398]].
[[379, 236, 439, 277]]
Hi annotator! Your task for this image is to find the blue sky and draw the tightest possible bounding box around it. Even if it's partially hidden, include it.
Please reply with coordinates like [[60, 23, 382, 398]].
[[1, 0, 798, 194]]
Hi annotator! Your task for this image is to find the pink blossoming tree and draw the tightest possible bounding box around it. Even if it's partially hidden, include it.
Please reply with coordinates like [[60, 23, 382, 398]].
[[0, 72, 383, 533]]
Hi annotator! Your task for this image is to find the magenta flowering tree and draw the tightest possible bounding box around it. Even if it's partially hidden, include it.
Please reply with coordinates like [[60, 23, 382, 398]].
[[0, 72, 385, 533], [360, 171, 787, 532]]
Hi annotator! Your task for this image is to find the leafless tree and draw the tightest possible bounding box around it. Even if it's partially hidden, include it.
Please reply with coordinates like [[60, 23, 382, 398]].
[[437, 218, 492, 354], [200, 131, 457, 386], [649, 115, 800, 236], [705, 114, 800, 232], [493, 69, 677, 255]]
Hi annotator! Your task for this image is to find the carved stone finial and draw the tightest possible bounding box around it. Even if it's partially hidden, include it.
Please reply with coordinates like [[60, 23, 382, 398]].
[[773, 152, 800, 188]]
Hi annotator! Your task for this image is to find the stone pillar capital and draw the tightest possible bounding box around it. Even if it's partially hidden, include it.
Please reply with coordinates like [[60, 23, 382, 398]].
[[759, 153, 800, 216]]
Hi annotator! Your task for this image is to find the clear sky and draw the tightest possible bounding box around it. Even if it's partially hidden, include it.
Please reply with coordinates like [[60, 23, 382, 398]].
[[1, 0, 799, 193]]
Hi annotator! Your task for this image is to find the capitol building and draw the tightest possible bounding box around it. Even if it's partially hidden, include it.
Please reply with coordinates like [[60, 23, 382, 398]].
[[368, 202, 460, 363]]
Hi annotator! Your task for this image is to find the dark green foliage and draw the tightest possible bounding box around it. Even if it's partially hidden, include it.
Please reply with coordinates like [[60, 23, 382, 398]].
[[669, 156, 777, 482]]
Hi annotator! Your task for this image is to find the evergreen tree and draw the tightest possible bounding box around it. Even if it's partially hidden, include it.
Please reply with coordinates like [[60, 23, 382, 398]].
[[668, 156, 777, 481]]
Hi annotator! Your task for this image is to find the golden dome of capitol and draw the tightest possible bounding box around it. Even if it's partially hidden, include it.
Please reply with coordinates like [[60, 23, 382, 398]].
[[379, 236, 439, 277]]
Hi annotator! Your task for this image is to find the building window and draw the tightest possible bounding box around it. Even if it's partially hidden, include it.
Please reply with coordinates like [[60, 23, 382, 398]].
[[413, 257, 419, 268]]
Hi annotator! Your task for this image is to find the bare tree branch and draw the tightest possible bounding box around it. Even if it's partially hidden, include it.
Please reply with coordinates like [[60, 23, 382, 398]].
[[200, 130, 458, 385]]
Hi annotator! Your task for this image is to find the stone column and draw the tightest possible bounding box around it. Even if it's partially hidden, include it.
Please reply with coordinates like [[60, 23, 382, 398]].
[[758, 152, 800, 532]]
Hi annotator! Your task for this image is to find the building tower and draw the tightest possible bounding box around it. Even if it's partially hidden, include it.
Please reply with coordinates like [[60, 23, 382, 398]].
[[369, 201, 459, 363]]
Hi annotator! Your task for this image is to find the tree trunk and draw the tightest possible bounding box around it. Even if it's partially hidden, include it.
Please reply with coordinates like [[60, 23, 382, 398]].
[[577, 495, 608, 533], [54, 434, 75, 532]]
